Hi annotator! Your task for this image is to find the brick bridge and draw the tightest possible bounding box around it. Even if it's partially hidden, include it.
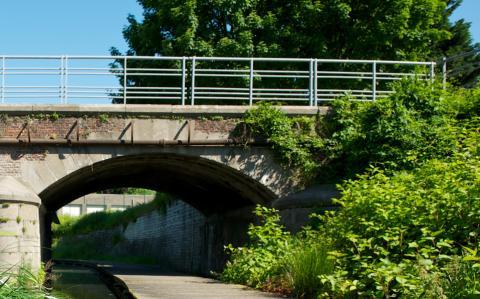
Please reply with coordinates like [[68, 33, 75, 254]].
[[0, 104, 328, 271]]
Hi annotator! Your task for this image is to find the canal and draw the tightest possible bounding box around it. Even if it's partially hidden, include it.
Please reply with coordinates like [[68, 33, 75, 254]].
[[50, 265, 115, 299]]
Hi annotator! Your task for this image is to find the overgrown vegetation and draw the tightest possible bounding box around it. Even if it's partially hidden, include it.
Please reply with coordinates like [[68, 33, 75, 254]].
[[245, 79, 479, 181], [0, 265, 50, 299], [53, 192, 171, 238], [222, 80, 480, 297], [53, 192, 172, 263], [244, 104, 323, 176]]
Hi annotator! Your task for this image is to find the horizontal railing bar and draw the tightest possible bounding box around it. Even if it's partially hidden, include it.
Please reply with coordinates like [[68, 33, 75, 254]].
[[195, 74, 250, 78], [0, 55, 435, 64], [121, 96, 181, 100], [5, 72, 61, 75], [121, 91, 182, 95], [195, 69, 250, 73], [6, 95, 61, 98], [255, 75, 310, 79], [127, 68, 181, 72], [67, 86, 122, 90], [125, 73, 182, 77], [5, 92, 60, 94], [126, 86, 181, 90], [195, 87, 249, 91], [253, 88, 309, 92], [4, 85, 60, 88], [4, 67, 61, 70], [255, 70, 310, 74]]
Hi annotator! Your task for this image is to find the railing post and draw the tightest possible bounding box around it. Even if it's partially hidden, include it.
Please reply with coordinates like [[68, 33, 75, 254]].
[[442, 57, 447, 89], [123, 57, 128, 105], [372, 61, 377, 101], [60, 56, 64, 104], [314, 59, 318, 106], [64, 56, 69, 104], [430, 62, 435, 83], [181, 57, 186, 105], [191, 57, 196, 106], [309, 59, 314, 106], [249, 58, 254, 106], [1, 56, 4, 104]]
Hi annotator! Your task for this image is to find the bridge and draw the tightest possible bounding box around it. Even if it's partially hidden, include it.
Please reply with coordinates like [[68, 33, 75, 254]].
[[0, 55, 435, 273]]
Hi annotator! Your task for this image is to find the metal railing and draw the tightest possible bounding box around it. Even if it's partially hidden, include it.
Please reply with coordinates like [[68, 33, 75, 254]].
[[0, 55, 435, 105]]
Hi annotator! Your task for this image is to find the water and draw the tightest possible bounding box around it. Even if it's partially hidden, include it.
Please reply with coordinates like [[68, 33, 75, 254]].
[[50, 265, 115, 299]]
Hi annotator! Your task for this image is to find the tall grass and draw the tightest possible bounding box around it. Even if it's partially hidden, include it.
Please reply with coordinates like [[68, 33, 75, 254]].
[[0, 265, 51, 299], [284, 242, 334, 298]]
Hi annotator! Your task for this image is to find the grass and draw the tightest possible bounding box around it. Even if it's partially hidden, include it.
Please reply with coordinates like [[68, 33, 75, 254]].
[[0, 264, 50, 299], [53, 237, 158, 265], [52, 192, 172, 265], [53, 192, 172, 237], [283, 242, 334, 298]]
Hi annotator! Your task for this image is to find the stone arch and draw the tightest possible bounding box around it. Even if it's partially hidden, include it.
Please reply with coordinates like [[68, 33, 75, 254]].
[[39, 152, 277, 214], [34, 149, 288, 272]]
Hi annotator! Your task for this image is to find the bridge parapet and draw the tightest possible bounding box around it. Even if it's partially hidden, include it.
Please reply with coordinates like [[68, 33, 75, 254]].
[[0, 55, 435, 106]]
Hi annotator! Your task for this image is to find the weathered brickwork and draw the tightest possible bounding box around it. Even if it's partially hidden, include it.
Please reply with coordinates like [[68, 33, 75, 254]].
[[0, 116, 125, 140], [195, 119, 238, 133]]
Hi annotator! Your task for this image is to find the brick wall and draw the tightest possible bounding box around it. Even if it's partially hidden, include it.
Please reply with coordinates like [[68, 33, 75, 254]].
[[122, 200, 207, 274], [0, 116, 124, 140], [56, 199, 254, 275]]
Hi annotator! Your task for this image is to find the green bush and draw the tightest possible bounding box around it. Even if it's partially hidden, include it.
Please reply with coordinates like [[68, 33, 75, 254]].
[[316, 153, 480, 297], [222, 82, 480, 297], [244, 103, 323, 176], [323, 79, 459, 179], [221, 206, 292, 288]]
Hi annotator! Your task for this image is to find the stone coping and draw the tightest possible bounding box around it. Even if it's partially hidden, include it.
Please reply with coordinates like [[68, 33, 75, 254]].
[[0, 104, 328, 117]]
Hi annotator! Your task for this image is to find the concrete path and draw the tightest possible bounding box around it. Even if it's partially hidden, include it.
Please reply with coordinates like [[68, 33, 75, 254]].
[[99, 263, 286, 299]]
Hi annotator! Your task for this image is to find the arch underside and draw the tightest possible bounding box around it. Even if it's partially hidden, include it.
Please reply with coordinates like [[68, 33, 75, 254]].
[[39, 153, 276, 215]]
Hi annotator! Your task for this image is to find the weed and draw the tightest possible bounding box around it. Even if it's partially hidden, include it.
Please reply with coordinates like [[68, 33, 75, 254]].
[[98, 114, 109, 123]]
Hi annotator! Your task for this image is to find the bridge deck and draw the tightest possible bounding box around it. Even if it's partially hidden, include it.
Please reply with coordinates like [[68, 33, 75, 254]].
[[0, 104, 324, 116]]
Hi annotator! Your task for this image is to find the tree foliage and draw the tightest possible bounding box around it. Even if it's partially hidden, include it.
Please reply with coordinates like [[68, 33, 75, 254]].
[[116, 0, 454, 61]]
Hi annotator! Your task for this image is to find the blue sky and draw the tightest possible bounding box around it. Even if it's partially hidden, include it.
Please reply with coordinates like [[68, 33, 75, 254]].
[[0, 1, 143, 55], [451, 0, 480, 44], [0, 0, 478, 55]]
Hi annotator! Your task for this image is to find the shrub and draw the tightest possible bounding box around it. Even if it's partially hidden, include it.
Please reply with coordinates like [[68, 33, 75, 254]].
[[244, 103, 323, 176], [316, 154, 480, 297], [323, 79, 458, 179], [221, 206, 291, 288]]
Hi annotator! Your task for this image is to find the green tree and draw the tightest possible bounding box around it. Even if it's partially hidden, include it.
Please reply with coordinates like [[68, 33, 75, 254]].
[[111, 0, 478, 104], [115, 0, 452, 60]]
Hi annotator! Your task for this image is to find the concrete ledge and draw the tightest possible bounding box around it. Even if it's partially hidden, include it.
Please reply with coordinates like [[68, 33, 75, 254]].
[[0, 104, 329, 117], [0, 177, 41, 205]]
